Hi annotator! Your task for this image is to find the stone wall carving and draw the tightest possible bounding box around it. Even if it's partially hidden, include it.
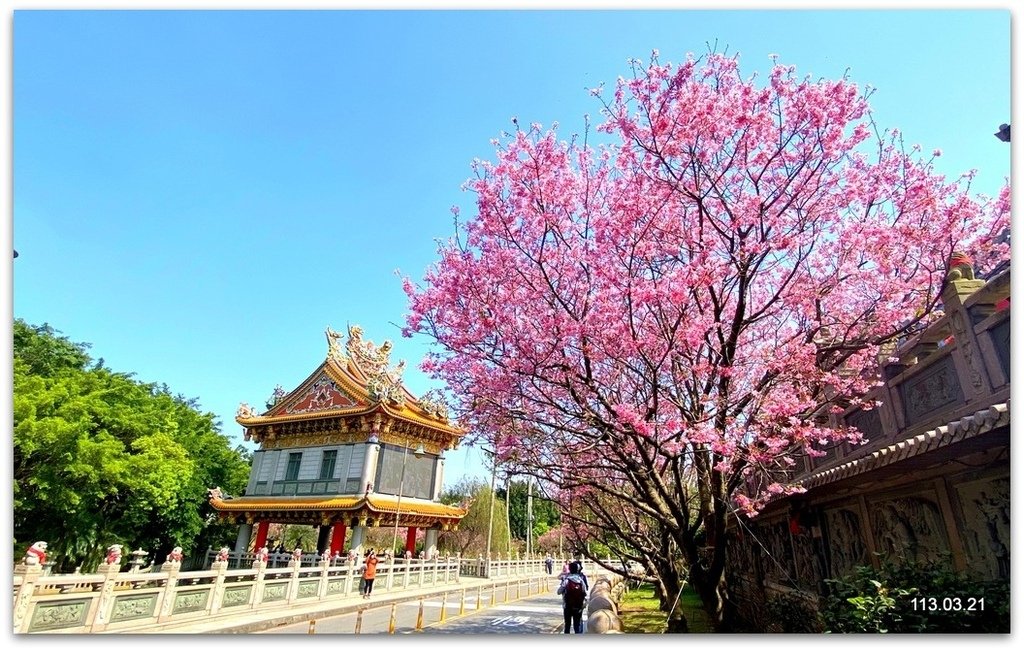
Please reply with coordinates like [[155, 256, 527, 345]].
[[760, 520, 795, 586], [869, 495, 950, 566], [823, 507, 868, 580], [899, 356, 963, 424], [954, 476, 1010, 581], [790, 527, 823, 591]]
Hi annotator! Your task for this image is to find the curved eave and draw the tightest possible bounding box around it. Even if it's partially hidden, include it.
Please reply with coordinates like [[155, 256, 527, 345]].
[[209, 495, 468, 520], [236, 403, 377, 427], [379, 401, 464, 438]]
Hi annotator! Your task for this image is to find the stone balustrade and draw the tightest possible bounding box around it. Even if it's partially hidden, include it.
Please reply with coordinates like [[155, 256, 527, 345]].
[[12, 555, 460, 633]]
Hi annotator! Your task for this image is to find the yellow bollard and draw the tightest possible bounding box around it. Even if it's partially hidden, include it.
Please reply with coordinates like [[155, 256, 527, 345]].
[[516, 580, 521, 599], [476, 585, 483, 610], [460, 589, 466, 615], [308, 619, 316, 634], [388, 603, 397, 634], [490, 585, 496, 606], [439, 592, 447, 622], [416, 599, 424, 630], [504, 581, 509, 603], [354, 609, 363, 634]]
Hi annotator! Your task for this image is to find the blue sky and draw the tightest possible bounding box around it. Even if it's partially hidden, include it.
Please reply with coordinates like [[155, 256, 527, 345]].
[[7, 6, 1013, 490]]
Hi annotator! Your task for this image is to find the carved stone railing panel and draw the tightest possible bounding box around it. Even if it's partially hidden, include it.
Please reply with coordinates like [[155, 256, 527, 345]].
[[898, 355, 964, 426], [110, 593, 158, 623], [172, 588, 211, 615], [28, 598, 89, 633], [846, 407, 884, 445], [990, 317, 1010, 381], [953, 476, 1010, 581]]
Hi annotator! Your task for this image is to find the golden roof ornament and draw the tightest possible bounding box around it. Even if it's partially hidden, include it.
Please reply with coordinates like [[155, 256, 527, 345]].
[[323, 324, 408, 406], [419, 389, 450, 422], [325, 326, 346, 361]]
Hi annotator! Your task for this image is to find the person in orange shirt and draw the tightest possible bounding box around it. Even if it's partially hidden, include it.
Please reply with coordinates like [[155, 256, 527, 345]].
[[361, 549, 379, 599]]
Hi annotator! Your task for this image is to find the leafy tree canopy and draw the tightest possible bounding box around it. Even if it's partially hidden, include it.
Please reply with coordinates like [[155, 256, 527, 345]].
[[13, 319, 251, 571]]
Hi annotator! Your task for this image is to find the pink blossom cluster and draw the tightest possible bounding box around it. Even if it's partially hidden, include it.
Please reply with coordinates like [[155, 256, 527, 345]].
[[404, 52, 1009, 517]]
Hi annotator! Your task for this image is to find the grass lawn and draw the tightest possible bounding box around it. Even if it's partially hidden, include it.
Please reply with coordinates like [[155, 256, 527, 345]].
[[616, 582, 715, 634]]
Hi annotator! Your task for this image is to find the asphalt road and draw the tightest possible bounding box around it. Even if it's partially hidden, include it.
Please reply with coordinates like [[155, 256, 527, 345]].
[[259, 577, 586, 635]]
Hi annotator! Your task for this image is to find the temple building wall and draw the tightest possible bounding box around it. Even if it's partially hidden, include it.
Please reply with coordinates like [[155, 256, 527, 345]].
[[724, 271, 1010, 631], [246, 443, 368, 497]]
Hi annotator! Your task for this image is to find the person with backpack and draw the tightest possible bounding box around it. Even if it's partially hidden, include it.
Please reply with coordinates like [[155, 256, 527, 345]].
[[556, 560, 589, 633]]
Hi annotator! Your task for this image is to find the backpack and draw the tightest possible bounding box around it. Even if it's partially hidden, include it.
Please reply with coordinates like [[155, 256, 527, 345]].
[[562, 575, 586, 609]]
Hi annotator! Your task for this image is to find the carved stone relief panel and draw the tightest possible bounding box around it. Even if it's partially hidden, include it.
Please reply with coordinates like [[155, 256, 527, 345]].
[[953, 475, 1010, 581], [899, 355, 964, 425], [790, 527, 823, 591], [990, 318, 1010, 381], [823, 507, 868, 580], [760, 520, 795, 585], [869, 494, 951, 567], [725, 529, 760, 590]]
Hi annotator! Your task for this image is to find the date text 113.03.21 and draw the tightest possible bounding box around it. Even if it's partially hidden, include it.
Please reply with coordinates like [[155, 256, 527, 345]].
[[910, 597, 985, 612]]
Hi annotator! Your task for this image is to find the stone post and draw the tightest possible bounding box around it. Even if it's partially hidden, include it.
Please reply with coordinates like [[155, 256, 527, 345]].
[[943, 277, 996, 401], [209, 559, 230, 615], [156, 560, 181, 623], [253, 559, 269, 606], [286, 554, 302, 602], [89, 563, 123, 632], [12, 564, 43, 633], [344, 557, 356, 595], [318, 557, 331, 599]]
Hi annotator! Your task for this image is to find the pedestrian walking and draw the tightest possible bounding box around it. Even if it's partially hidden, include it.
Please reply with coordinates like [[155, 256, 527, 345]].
[[361, 549, 379, 599], [544, 554, 553, 574], [557, 560, 589, 633]]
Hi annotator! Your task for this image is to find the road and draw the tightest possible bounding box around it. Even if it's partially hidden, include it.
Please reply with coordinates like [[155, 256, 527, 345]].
[[259, 576, 586, 635]]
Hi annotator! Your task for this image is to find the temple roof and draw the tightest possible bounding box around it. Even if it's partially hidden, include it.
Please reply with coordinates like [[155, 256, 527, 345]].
[[236, 325, 463, 449], [207, 490, 468, 528]]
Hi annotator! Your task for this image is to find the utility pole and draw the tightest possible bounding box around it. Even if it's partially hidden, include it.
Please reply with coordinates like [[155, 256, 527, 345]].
[[486, 452, 496, 559], [526, 478, 534, 558], [505, 474, 512, 555]]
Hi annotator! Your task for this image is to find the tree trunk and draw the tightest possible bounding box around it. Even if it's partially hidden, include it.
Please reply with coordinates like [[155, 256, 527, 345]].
[[689, 564, 727, 630]]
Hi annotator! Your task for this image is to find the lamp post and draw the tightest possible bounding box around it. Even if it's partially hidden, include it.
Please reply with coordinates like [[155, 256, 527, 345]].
[[485, 449, 497, 559], [391, 440, 425, 557]]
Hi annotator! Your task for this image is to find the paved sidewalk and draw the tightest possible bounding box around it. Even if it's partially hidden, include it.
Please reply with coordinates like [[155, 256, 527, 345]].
[[104, 575, 545, 634]]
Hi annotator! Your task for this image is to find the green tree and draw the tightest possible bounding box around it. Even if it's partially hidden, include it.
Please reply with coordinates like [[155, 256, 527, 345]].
[[500, 479, 560, 544], [438, 477, 510, 556], [12, 320, 251, 571]]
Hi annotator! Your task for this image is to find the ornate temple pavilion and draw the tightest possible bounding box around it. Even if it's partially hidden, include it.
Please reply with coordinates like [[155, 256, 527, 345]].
[[208, 325, 467, 558]]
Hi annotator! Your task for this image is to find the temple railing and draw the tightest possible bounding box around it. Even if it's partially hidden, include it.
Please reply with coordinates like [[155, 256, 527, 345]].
[[790, 270, 1010, 484], [12, 555, 459, 634], [12, 556, 619, 633]]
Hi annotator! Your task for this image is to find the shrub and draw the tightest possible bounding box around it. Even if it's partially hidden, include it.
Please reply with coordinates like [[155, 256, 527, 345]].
[[821, 560, 1009, 633], [765, 592, 825, 633]]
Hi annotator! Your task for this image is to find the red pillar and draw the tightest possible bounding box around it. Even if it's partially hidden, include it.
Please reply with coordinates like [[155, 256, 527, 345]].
[[330, 522, 347, 556], [405, 526, 417, 554], [253, 521, 270, 550]]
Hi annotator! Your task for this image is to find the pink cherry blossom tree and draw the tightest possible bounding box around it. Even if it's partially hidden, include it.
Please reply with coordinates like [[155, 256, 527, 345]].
[[405, 51, 1009, 628]]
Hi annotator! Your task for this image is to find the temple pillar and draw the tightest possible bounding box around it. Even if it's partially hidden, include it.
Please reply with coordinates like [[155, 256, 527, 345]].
[[316, 524, 331, 554], [253, 521, 270, 550], [433, 452, 445, 501], [330, 522, 347, 556], [234, 523, 253, 554], [349, 525, 368, 554], [360, 436, 382, 492], [405, 526, 418, 554], [424, 528, 439, 559]]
